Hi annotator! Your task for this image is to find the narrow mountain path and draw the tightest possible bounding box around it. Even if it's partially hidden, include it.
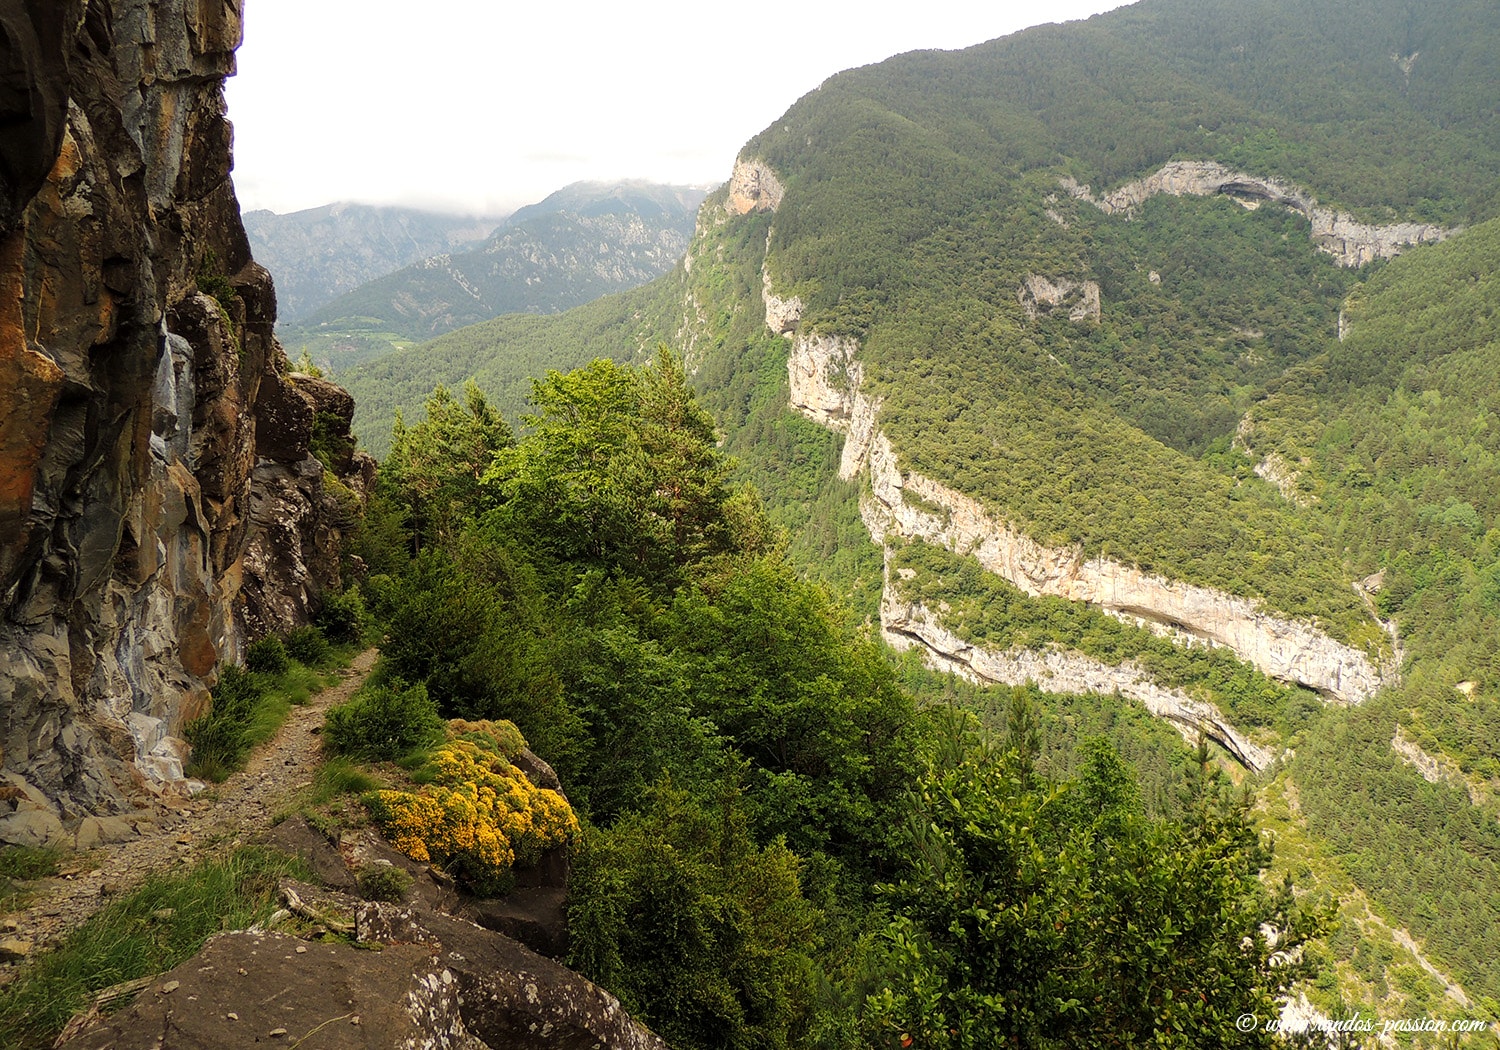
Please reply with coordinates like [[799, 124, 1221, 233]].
[[1, 648, 379, 958]]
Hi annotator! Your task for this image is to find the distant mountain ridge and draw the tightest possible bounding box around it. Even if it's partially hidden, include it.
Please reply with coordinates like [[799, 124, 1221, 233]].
[[296, 180, 707, 344], [244, 202, 501, 321]]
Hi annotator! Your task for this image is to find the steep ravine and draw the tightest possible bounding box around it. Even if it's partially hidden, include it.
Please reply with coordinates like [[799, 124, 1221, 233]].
[[0, 0, 368, 839], [731, 156, 1394, 721]]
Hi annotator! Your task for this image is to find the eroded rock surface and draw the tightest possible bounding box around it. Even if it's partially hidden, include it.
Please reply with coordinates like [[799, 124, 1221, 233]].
[[881, 577, 1274, 770], [57, 881, 666, 1050], [1062, 160, 1454, 267], [726, 157, 785, 215], [0, 0, 363, 828]]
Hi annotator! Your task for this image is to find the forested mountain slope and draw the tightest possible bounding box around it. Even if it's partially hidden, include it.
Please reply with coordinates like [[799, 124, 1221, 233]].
[[341, 0, 1500, 1020]]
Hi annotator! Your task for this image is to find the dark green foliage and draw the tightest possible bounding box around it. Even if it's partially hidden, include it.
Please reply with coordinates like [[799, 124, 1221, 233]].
[[362, 349, 1330, 1045], [663, 558, 921, 873], [244, 635, 290, 676], [309, 409, 355, 472], [567, 777, 819, 1050], [284, 625, 330, 667], [382, 381, 514, 551], [863, 741, 1330, 1049], [323, 678, 446, 762], [315, 588, 368, 645], [184, 665, 261, 781]]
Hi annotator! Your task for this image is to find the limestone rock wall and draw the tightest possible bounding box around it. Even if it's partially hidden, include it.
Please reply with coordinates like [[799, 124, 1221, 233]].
[[0, 0, 364, 831], [726, 158, 785, 216], [1061, 160, 1454, 267], [1018, 274, 1101, 323], [881, 579, 1273, 770]]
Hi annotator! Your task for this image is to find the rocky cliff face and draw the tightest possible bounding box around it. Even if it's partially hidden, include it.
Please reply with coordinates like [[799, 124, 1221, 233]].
[[726, 158, 785, 216], [880, 575, 1274, 770], [0, 0, 365, 838], [1061, 160, 1454, 267]]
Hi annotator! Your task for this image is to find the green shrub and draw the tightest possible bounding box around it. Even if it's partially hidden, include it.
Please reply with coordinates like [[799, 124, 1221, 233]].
[[285, 625, 330, 667], [323, 678, 445, 761], [356, 863, 413, 903], [316, 589, 368, 645], [244, 636, 290, 676]]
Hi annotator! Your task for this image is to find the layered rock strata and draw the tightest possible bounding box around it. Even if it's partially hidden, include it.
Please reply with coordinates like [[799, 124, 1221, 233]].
[[882, 578, 1274, 770], [0, 0, 365, 830], [1061, 160, 1454, 267]]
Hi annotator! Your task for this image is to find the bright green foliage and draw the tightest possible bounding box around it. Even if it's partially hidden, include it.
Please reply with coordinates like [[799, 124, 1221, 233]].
[[568, 776, 819, 1050], [664, 558, 922, 873], [485, 348, 770, 589], [864, 742, 1329, 1049], [384, 381, 514, 551], [323, 677, 446, 761]]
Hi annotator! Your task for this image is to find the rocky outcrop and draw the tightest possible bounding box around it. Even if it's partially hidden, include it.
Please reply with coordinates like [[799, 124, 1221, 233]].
[[778, 303, 1389, 704], [762, 264, 804, 334], [1018, 274, 1101, 323], [882, 581, 1274, 770], [58, 818, 663, 1050], [726, 158, 785, 215], [57, 916, 668, 1050], [1391, 727, 1485, 807], [0, 1, 363, 828], [1233, 414, 1311, 506], [1062, 160, 1455, 267]]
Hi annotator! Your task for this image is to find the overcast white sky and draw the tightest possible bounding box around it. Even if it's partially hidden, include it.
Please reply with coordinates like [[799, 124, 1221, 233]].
[[226, 0, 1130, 218]]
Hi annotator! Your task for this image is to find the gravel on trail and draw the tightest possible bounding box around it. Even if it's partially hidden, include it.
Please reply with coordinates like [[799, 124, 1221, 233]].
[[0, 648, 379, 962]]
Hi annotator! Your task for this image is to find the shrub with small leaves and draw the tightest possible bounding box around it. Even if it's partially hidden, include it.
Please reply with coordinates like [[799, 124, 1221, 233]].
[[324, 679, 446, 761], [316, 589, 368, 645], [366, 721, 578, 894], [244, 636, 290, 676], [356, 863, 413, 903], [285, 625, 329, 667]]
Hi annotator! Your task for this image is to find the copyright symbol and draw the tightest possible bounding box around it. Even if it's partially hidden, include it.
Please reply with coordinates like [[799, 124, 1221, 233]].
[[1236, 1014, 1258, 1033]]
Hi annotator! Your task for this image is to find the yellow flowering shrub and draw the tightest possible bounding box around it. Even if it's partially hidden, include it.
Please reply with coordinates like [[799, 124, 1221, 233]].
[[365, 720, 578, 892]]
